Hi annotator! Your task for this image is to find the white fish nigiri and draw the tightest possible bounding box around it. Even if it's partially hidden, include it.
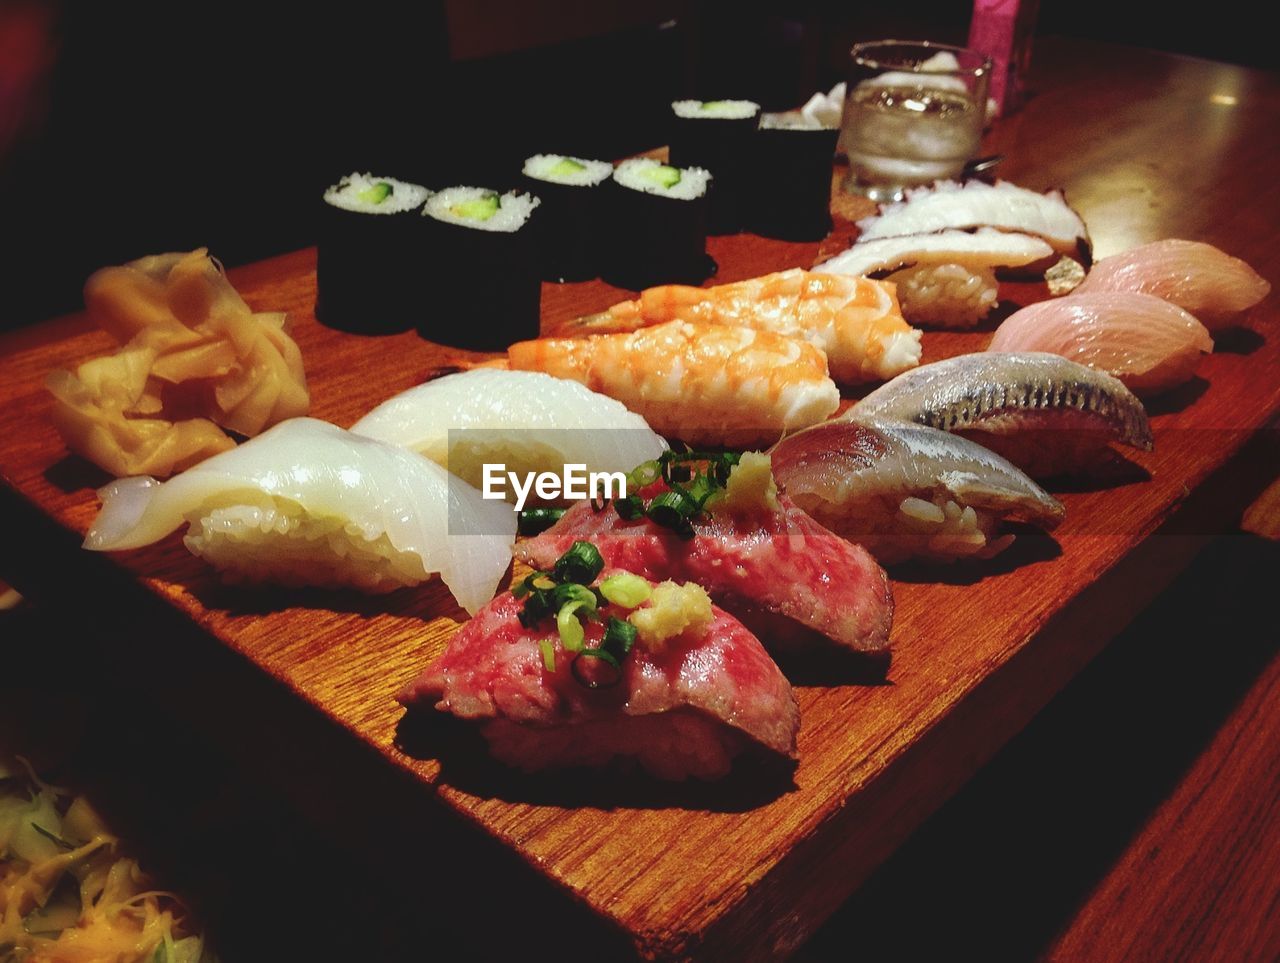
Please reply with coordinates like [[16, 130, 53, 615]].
[[350, 369, 667, 494], [1073, 239, 1270, 330], [988, 292, 1214, 395], [84, 417, 515, 614], [856, 180, 1090, 260]]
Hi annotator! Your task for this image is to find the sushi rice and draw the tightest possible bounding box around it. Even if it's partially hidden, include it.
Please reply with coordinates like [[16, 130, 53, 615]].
[[613, 158, 712, 200], [424, 186, 540, 232], [671, 99, 761, 120], [887, 262, 998, 328], [522, 154, 612, 187], [323, 172, 430, 215]]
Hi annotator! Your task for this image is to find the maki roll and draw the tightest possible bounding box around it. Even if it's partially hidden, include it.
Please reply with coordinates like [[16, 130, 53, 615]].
[[521, 154, 612, 282], [750, 112, 839, 241], [669, 99, 760, 233], [317, 173, 430, 333], [419, 186, 542, 351], [607, 158, 713, 289]]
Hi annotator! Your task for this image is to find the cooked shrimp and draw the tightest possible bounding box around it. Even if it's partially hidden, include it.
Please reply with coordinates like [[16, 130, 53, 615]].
[[569, 269, 921, 384], [508, 320, 840, 447]]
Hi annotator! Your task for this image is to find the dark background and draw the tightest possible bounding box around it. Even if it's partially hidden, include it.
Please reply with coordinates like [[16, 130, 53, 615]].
[[0, 0, 1272, 328]]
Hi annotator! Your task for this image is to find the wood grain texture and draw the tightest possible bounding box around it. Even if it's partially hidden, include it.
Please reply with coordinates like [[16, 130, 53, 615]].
[[1047, 644, 1280, 963], [0, 37, 1278, 961]]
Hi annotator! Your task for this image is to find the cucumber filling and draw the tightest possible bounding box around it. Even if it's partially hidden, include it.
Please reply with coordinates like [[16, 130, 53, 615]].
[[356, 182, 393, 204], [548, 158, 587, 177], [451, 193, 501, 221], [640, 165, 682, 189]]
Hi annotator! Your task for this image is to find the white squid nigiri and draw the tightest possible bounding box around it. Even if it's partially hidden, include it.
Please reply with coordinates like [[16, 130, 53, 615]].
[[84, 417, 515, 614], [350, 369, 667, 495]]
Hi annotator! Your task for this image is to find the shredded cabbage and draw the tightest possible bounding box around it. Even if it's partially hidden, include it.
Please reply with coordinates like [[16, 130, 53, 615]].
[[0, 757, 217, 962]]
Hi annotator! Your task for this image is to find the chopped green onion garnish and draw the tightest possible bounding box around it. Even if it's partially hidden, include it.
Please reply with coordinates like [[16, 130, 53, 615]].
[[553, 541, 604, 586], [552, 582, 598, 609], [701, 100, 728, 111], [628, 460, 661, 488], [513, 539, 648, 689], [599, 573, 652, 608], [556, 599, 592, 652], [602, 616, 637, 657], [615, 494, 645, 520], [518, 507, 566, 536], [538, 638, 557, 673], [615, 449, 744, 539], [645, 490, 698, 538]]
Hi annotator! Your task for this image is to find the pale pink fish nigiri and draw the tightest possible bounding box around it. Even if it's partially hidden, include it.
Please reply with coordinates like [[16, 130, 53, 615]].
[[1075, 239, 1270, 330], [988, 292, 1213, 395]]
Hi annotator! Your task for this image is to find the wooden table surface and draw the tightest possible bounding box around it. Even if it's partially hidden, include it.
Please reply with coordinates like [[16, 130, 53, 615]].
[[1, 35, 1278, 962]]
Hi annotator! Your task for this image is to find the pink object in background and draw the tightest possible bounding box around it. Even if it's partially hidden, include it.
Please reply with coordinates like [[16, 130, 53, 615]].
[[969, 0, 1040, 116]]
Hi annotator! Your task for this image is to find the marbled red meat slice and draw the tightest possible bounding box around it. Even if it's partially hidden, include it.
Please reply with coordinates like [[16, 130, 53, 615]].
[[397, 580, 799, 779], [517, 491, 894, 653]]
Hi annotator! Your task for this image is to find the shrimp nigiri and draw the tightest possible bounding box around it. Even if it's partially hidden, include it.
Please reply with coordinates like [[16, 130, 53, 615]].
[[1074, 239, 1270, 330], [988, 292, 1214, 395], [567, 269, 922, 384], [508, 320, 840, 447]]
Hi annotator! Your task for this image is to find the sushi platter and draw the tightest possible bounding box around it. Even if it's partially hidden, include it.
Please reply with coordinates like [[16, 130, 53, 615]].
[[1, 37, 1279, 962]]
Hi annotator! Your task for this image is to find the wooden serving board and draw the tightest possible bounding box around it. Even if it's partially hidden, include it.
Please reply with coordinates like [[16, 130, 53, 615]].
[[1, 38, 1278, 962]]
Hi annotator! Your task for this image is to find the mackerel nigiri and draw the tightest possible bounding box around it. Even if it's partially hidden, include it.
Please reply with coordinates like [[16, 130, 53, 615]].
[[1074, 239, 1270, 330], [770, 419, 1064, 563], [988, 292, 1214, 395], [508, 321, 840, 447], [398, 569, 799, 779], [567, 269, 922, 384], [849, 353, 1153, 479]]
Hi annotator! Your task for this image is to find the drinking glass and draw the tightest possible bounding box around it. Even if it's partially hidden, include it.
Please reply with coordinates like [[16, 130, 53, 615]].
[[840, 41, 992, 201]]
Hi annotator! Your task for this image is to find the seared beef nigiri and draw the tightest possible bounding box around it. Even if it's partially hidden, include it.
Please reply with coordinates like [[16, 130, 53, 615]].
[[398, 571, 799, 780], [518, 462, 894, 654]]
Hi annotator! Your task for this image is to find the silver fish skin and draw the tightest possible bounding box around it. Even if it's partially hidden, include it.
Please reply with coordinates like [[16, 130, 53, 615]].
[[855, 180, 1091, 262], [771, 418, 1063, 563], [848, 352, 1154, 451], [772, 418, 1064, 526]]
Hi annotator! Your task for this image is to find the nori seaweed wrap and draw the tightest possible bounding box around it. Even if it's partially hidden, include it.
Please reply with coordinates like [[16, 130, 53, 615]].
[[316, 173, 430, 333]]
